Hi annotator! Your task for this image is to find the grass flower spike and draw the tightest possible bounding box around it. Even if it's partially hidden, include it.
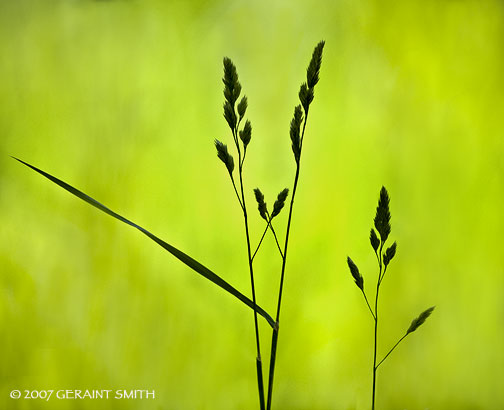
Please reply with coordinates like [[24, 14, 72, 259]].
[[347, 186, 435, 409]]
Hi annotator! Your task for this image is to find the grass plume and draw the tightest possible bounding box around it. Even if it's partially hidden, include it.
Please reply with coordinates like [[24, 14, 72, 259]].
[[266, 40, 325, 410], [347, 186, 435, 409], [216, 41, 325, 410]]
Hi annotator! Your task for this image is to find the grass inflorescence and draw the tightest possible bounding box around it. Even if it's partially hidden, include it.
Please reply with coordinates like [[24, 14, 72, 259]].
[[15, 41, 325, 410], [215, 41, 325, 410], [347, 186, 435, 410]]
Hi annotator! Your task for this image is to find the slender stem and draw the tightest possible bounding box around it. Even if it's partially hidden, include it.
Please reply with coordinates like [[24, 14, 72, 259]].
[[372, 297, 378, 410], [252, 219, 284, 262], [376, 333, 408, 369], [276, 113, 308, 323], [241, 149, 247, 168], [378, 265, 388, 286], [234, 118, 242, 148], [274, 165, 299, 319], [233, 125, 265, 410], [266, 112, 309, 410], [372, 242, 384, 410], [252, 223, 270, 262], [361, 289, 376, 320], [268, 223, 284, 259], [230, 174, 244, 211]]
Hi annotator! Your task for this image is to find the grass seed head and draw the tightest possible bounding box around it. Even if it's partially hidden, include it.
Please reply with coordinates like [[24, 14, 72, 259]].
[[299, 82, 314, 113], [370, 228, 380, 253], [307, 40, 325, 88], [347, 256, 364, 291], [290, 105, 303, 162], [223, 57, 241, 106], [215, 139, 234, 175], [383, 242, 397, 266], [374, 186, 391, 243], [271, 188, 289, 218], [240, 120, 252, 149], [407, 306, 435, 334], [223, 101, 237, 131], [253, 188, 268, 220], [237, 96, 248, 119]]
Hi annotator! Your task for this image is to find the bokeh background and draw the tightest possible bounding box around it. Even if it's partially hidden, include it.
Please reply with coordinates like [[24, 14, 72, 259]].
[[1, 0, 503, 409]]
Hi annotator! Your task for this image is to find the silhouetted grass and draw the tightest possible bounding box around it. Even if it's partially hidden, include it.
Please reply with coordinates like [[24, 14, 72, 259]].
[[347, 186, 435, 410], [14, 41, 325, 410], [214, 41, 325, 410]]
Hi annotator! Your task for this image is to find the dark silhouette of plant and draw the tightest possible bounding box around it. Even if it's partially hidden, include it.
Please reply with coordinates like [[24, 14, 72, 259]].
[[265, 41, 325, 410], [14, 40, 325, 410], [214, 41, 325, 410], [347, 186, 435, 410]]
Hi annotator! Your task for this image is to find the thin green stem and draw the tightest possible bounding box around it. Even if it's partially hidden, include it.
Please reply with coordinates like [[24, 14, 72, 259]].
[[361, 289, 376, 320], [372, 241, 384, 410], [232, 125, 265, 410], [252, 223, 270, 262], [230, 174, 244, 211], [266, 111, 309, 410], [241, 148, 247, 168], [378, 265, 388, 286], [268, 223, 284, 260], [233, 118, 242, 148], [376, 333, 408, 370]]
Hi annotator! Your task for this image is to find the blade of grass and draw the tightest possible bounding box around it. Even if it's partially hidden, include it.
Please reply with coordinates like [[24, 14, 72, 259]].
[[13, 156, 276, 328]]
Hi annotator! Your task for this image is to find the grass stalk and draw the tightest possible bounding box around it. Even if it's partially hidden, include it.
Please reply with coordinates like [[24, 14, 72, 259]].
[[266, 40, 325, 410], [375, 333, 408, 369], [266, 118, 304, 410], [372, 242, 383, 410], [347, 187, 435, 410], [232, 103, 266, 409], [238, 147, 266, 410]]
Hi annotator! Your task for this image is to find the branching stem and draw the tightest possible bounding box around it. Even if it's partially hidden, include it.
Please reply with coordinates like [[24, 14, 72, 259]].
[[378, 265, 388, 286], [376, 333, 408, 370], [268, 219, 284, 259], [230, 174, 244, 211], [252, 218, 284, 262], [361, 289, 376, 320]]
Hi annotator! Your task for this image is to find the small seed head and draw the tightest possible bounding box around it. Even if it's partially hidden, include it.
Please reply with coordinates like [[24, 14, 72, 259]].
[[223, 101, 237, 131], [290, 105, 303, 162], [223, 57, 241, 106], [347, 256, 364, 291], [374, 186, 391, 243], [299, 82, 314, 113], [407, 306, 435, 334], [307, 40, 325, 88], [237, 96, 248, 119], [240, 120, 252, 149], [370, 229, 380, 253], [271, 188, 289, 218], [253, 188, 268, 220], [214, 139, 234, 175], [383, 242, 397, 266]]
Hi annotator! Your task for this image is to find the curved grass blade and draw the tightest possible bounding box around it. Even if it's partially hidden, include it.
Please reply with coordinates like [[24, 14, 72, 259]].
[[13, 157, 275, 328]]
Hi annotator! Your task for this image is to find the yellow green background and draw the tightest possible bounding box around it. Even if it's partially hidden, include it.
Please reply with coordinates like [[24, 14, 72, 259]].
[[1, 0, 503, 409]]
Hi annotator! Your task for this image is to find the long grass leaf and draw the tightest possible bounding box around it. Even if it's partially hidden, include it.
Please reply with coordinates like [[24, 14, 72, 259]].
[[13, 157, 275, 328]]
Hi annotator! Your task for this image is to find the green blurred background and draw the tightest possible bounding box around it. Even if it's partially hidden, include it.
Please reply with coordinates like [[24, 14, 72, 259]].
[[1, 0, 503, 409]]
